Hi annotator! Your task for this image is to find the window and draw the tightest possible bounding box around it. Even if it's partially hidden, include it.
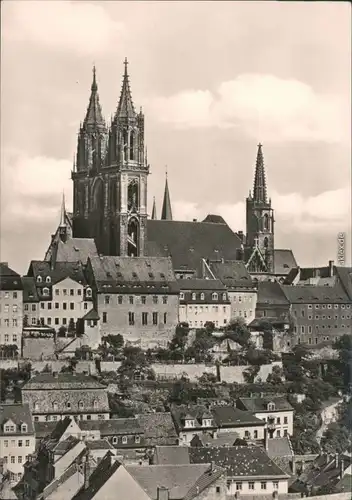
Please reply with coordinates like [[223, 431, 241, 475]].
[[254, 430, 258, 439], [105, 295, 110, 305], [18, 440, 23, 447], [12, 304, 18, 313], [118, 295, 123, 304], [24, 304, 29, 311], [212, 293, 218, 300], [46, 276, 51, 284], [55, 318, 59, 325], [248, 482, 255, 490], [244, 430, 251, 439], [192, 293, 196, 300], [70, 303, 74, 310], [153, 312, 158, 325], [78, 401, 84, 409], [63, 302, 67, 310], [66, 401, 71, 409], [200, 293, 205, 301], [261, 482, 267, 490], [284, 416, 288, 424], [86, 288, 92, 298], [216, 486, 221, 494], [301, 326, 305, 333], [122, 436, 127, 444], [267, 402, 275, 411], [141, 296, 146, 305], [142, 312, 148, 326], [11, 456, 15, 464], [153, 296, 158, 304], [4, 425, 15, 433], [48, 302, 52, 310], [77, 289, 82, 296], [70, 289, 74, 296], [12, 319, 18, 327], [37, 276, 42, 283], [4, 334, 9, 342], [4, 304, 9, 313], [129, 312, 135, 326], [277, 430, 281, 437], [284, 429, 288, 436], [273, 481, 279, 489], [21, 424, 27, 433], [164, 312, 167, 324], [13, 291, 18, 299], [18, 456, 22, 464], [103, 312, 107, 323], [129, 296, 134, 305], [235, 482, 242, 490], [135, 436, 140, 444], [112, 436, 118, 444], [180, 292, 184, 300], [277, 417, 281, 424], [4, 440, 8, 447], [93, 400, 98, 409], [32, 304, 36, 311], [308, 326, 312, 333]]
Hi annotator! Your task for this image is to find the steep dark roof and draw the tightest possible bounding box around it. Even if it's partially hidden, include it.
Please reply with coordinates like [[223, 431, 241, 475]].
[[21, 277, 39, 302], [273, 249, 297, 276], [267, 437, 294, 458], [189, 446, 290, 478], [85, 439, 115, 451], [281, 284, 350, 304], [27, 260, 87, 287], [137, 412, 178, 445], [209, 260, 255, 289], [257, 281, 290, 306], [0, 403, 34, 435], [178, 279, 226, 291], [0, 263, 22, 291], [47, 238, 98, 265], [335, 266, 352, 300], [237, 397, 293, 412], [50, 416, 73, 441], [83, 67, 106, 128], [161, 176, 173, 221], [82, 309, 100, 321], [202, 214, 227, 224], [153, 446, 190, 465], [23, 373, 106, 391], [190, 432, 239, 448], [80, 418, 142, 436], [147, 219, 242, 276], [34, 421, 58, 440], [88, 256, 179, 294]]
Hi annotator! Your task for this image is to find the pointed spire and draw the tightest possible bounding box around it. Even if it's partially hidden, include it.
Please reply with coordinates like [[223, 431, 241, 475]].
[[59, 192, 66, 227], [115, 58, 136, 119], [253, 143, 267, 203], [161, 167, 173, 221], [83, 66, 105, 128], [151, 197, 157, 220]]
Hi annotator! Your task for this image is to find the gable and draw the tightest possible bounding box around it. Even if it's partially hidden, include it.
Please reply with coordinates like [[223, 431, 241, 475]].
[[98, 465, 151, 500], [53, 276, 84, 289]]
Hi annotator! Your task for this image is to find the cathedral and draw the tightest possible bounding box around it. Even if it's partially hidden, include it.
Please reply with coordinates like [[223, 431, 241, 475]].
[[48, 60, 296, 282]]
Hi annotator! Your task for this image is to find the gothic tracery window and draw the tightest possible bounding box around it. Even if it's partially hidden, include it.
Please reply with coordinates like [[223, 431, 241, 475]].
[[128, 180, 139, 212], [263, 213, 269, 232], [127, 218, 139, 257]]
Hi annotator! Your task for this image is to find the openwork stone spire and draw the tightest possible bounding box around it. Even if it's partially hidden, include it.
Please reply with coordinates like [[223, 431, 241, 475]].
[[253, 143, 267, 203], [161, 169, 173, 221], [115, 58, 136, 119], [83, 66, 105, 129]]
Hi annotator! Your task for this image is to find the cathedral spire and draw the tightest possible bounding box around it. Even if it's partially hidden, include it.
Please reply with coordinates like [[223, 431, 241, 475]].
[[83, 66, 105, 128], [59, 192, 66, 227], [253, 143, 267, 204], [151, 197, 157, 220], [161, 168, 173, 221], [115, 58, 136, 119]]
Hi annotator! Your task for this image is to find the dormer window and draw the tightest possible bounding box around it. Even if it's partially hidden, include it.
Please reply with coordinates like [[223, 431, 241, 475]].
[[21, 424, 28, 433], [93, 400, 98, 409], [212, 293, 218, 300], [202, 418, 212, 427], [52, 401, 58, 411], [66, 401, 71, 409], [185, 418, 195, 428], [46, 276, 51, 284], [180, 292, 184, 300], [42, 287, 49, 296], [200, 293, 205, 301], [192, 293, 196, 300], [86, 287, 92, 298], [37, 276, 42, 283], [222, 293, 227, 301], [33, 401, 39, 411], [267, 402, 276, 411], [4, 421, 15, 433], [78, 401, 84, 409]]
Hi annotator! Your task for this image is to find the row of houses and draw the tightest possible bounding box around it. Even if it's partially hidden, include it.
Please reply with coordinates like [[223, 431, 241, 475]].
[[1, 254, 352, 353]]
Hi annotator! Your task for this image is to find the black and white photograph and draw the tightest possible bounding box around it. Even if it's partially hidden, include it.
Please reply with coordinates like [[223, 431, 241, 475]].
[[0, 1, 351, 499]]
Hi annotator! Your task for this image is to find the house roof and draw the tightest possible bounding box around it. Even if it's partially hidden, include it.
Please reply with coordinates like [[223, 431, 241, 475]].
[[146, 219, 242, 276], [85, 439, 115, 451], [257, 281, 290, 306], [178, 279, 227, 291], [281, 284, 350, 304], [202, 214, 227, 224], [190, 432, 240, 448], [267, 437, 294, 458], [22, 373, 107, 391], [0, 403, 34, 435], [82, 308, 100, 321], [189, 446, 290, 478], [88, 256, 179, 294], [137, 413, 178, 444], [296, 453, 352, 491], [34, 421, 58, 440], [48, 238, 98, 265], [209, 260, 255, 289], [80, 418, 143, 436], [335, 266, 352, 300], [126, 463, 223, 500], [21, 277, 39, 302], [27, 260, 87, 287], [153, 446, 190, 465], [273, 250, 297, 276], [0, 263, 23, 291], [237, 397, 293, 412]]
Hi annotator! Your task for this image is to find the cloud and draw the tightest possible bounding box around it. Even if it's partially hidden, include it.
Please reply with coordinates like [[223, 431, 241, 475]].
[[2, 1, 124, 56], [148, 74, 349, 143]]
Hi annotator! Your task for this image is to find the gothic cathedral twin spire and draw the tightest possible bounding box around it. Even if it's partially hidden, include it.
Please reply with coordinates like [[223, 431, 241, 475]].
[[72, 59, 149, 257]]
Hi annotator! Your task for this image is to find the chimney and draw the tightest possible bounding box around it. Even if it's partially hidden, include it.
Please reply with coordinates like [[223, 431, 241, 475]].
[[157, 486, 169, 500], [329, 260, 334, 277], [340, 458, 345, 478], [264, 428, 269, 451]]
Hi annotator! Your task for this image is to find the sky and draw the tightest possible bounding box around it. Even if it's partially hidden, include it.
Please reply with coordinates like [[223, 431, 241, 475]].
[[1, 1, 351, 274]]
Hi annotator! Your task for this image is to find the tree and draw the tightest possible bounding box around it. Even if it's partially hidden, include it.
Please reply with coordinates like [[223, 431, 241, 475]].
[[169, 323, 189, 352], [321, 422, 351, 454], [198, 372, 218, 386], [189, 329, 216, 362], [222, 318, 251, 348], [118, 346, 155, 382], [243, 365, 260, 384], [266, 365, 285, 385], [23, 315, 29, 327], [68, 318, 76, 335], [255, 320, 274, 350], [102, 334, 124, 354], [333, 334, 352, 392]]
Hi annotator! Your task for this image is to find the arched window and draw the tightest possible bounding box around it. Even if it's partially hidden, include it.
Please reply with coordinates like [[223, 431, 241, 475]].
[[180, 292, 184, 300], [222, 293, 227, 301], [267, 402, 275, 411], [52, 401, 58, 411], [123, 129, 128, 160], [78, 401, 84, 410], [46, 276, 51, 284], [93, 400, 98, 409], [127, 181, 139, 211], [200, 293, 205, 301], [263, 214, 269, 232], [66, 401, 71, 410], [127, 218, 139, 257], [192, 293, 196, 301], [130, 130, 135, 161], [43, 287, 49, 296], [33, 401, 39, 411], [37, 276, 42, 283], [212, 293, 218, 301], [86, 288, 92, 298]]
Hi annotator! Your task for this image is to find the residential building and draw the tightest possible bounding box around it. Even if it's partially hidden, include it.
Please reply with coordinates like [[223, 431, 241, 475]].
[[281, 284, 352, 346], [21, 373, 110, 422], [0, 262, 23, 351], [22, 277, 40, 328], [86, 256, 179, 348], [0, 403, 36, 483], [178, 279, 231, 329], [72, 451, 227, 500], [255, 281, 290, 322], [171, 404, 266, 445], [136, 412, 178, 447], [206, 260, 257, 324], [26, 261, 94, 332], [236, 396, 294, 437]]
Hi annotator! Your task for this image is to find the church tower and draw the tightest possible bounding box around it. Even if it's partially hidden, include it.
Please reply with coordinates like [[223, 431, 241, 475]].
[[246, 144, 275, 273], [72, 60, 149, 256]]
